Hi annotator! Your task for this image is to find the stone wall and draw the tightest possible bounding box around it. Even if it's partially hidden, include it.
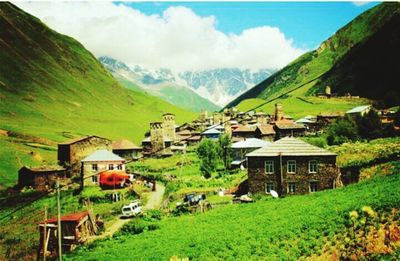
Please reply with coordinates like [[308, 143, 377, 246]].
[[162, 113, 176, 141], [248, 155, 338, 195], [82, 161, 125, 186], [150, 122, 165, 152]]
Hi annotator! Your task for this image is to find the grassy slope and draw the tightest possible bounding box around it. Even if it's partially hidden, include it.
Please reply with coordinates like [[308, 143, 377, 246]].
[[117, 76, 221, 113], [227, 3, 400, 114], [0, 3, 196, 187], [67, 172, 400, 260]]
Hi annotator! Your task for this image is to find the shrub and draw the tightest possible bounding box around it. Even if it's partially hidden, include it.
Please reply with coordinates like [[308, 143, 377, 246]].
[[119, 219, 146, 235]]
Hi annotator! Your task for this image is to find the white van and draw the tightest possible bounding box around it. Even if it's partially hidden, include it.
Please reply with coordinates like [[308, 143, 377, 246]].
[[121, 201, 142, 218]]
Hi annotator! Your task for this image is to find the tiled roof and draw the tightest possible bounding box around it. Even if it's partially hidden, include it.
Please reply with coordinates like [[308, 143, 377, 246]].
[[40, 211, 89, 224], [232, 138, 271, 149], [81, 150, 125, 162], [112, 139, 142, 150], [246, 137, 336, 157]]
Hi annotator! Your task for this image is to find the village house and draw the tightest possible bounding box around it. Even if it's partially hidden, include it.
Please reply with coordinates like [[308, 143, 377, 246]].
[[201, 127, 222, 140], [81, 149, 125, 186], [18, 166, 69, 191], [58, 135, 111, 175], [231, 138, 270, 168], [38, 211, 98, 257], [232, 124, 257, 140], [112, 139, 142, 161], [246, 137, 340, 196], [255, 124, 276, 141], [274, 119, 306, 138], [346, 105, 372, 118]]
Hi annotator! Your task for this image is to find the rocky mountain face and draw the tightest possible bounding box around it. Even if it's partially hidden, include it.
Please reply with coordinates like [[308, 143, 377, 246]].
[[99, 56, 272, 107]]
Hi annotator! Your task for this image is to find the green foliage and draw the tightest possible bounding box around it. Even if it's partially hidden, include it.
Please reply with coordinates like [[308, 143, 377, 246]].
[[354, 110, 384, 140], [119, 219, 147, 235], [327, 116, 359, 145], [67, 171, 400, 260], [196, 139, 219, 179], [217, 134, 232, 172]]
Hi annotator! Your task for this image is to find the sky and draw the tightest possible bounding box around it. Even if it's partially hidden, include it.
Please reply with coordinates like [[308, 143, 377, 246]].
[[15, 1, 379, 72]]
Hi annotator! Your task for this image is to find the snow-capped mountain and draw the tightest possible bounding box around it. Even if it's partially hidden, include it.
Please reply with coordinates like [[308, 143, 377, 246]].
[[99, 56, 272, 107]]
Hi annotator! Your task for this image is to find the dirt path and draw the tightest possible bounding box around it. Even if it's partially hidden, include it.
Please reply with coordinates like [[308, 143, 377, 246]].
[[143, 183, 165, 210], [89, 183, 165, 242]]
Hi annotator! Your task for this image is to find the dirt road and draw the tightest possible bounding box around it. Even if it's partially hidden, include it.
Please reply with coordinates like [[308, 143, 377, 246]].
[[89, 183, 165, 241]]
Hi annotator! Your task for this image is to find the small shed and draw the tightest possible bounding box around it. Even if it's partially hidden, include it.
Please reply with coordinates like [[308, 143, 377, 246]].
[[112, 139, 142, 160], [38, 211, 97, 257], [18, 166, 69, 191]]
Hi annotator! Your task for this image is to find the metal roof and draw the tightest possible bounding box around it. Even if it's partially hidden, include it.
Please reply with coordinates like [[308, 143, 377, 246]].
[[346, 105, 371, 114], [81, 149, 125, 162], [232, 138, 271, 149], [202, 128, 222, 135], [246, 137, 336, 157]]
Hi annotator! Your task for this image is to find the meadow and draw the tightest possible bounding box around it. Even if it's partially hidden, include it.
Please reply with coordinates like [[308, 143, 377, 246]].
[[67, 170, 400, 260]]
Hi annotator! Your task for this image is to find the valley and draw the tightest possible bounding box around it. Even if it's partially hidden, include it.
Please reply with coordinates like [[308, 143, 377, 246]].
[[0, 2, 400, 261]]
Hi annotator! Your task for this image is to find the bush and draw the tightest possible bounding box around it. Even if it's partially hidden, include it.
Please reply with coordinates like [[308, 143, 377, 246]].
[[327, 116, 359, 145], [119, 219, 146, 235]]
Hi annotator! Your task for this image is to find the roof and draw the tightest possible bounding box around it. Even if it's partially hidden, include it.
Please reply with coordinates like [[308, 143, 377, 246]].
[[20, 166, 66, 172], [187, 135, 202, 141], [232, 138, 271, 149], [275, 120, 305, 130], [112, 140, 142, 150], [40, 211, 89, 224], [202, 128, 222, 135], [296, 118, 314, 124], [207, 124, 224, 130], [247, 137, 336, 157], [233, 125, 257, 133], [256, 124, 275, 135], [81, 150, 125, 162], [141, 136, 173, 143], [176, 130, 192, 136], [346, 105, 371, 114], [59, 135, 109, 145]]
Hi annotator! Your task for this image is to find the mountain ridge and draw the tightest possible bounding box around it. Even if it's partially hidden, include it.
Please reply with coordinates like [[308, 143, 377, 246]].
[[226, 2, 400, 109]]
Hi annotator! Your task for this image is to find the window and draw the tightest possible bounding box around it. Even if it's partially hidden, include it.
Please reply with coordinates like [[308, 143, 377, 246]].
[[92, 175, 98, 184], [287, 160, 296, 173], [310, 182, 318, 193], [287, 182, 296, 193], [309, 160, 318, 173], [92, 164, 98, 171], [265, 182, 275, 193], [265, 160, 274, 174], [117, 164, 123, 170], [108, 164, 114, 170]]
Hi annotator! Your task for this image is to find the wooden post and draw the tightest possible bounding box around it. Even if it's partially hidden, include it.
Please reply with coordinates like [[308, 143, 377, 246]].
[[56, 180, 62, 261], [43, 205, 47, 261]]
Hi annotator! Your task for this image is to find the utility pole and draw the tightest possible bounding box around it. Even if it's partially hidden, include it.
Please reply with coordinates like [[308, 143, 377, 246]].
[[56, 180, 62, 261], [43, 205, 47, 261]]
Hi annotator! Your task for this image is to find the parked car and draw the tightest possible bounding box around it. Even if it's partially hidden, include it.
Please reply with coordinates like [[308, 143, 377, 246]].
[[121, 201, 142, 218]]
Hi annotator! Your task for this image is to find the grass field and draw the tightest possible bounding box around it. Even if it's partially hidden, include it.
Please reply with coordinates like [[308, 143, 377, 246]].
[[66, 170, 400, 260]]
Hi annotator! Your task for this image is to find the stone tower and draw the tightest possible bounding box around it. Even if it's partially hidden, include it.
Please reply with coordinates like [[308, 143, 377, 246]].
[[162, 113, 176, 141], [325, 86, 331, 98], [213, 112, 221, 125], [224, 120, 232, 138], [150, 122, 165, 152], [275, 103, 284, 121]]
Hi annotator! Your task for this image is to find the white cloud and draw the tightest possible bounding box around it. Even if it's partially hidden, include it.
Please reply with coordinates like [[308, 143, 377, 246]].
[[352, 1, 371, 7], [14, 2, 305, 72]]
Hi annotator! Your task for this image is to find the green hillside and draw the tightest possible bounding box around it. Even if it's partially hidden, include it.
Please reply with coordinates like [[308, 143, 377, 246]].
[[67, 171, 400, 260], [116, 76, 221, 113], [227, 2, 400, 113], [0, 3, 195, 187]]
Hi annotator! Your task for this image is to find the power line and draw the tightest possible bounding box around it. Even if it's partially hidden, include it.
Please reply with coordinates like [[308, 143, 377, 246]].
[[0, 72, 327, 222]]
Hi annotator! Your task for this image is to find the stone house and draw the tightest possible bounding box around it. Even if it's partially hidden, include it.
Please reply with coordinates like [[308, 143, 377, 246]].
[[346, 105, 372, 118], [246, 137, 339, 196], [232, 125, 257, 140], [255, 124, 276, 141], [58, 136, 111, 175], [112, 139, 142, 161], [81, 150, 125, 186], [231, 138, 270, 168], [274, 119, 306, 138], [18, 166, 69, 191]]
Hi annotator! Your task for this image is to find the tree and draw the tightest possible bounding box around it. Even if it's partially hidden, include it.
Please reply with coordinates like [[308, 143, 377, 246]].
[[196, 139, 219, 179], [218, 134, 232, 172], [355, 110, 383, 140], [326, 116, 359, 145]]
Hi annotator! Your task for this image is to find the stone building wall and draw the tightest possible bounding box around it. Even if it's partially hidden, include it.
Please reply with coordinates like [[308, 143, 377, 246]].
[[58, 136, 111, 175], [162, 113, 176, 141], [274, 103, 284, 121], [248, 155, 338, 195], [150, 122, 165, 152]]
